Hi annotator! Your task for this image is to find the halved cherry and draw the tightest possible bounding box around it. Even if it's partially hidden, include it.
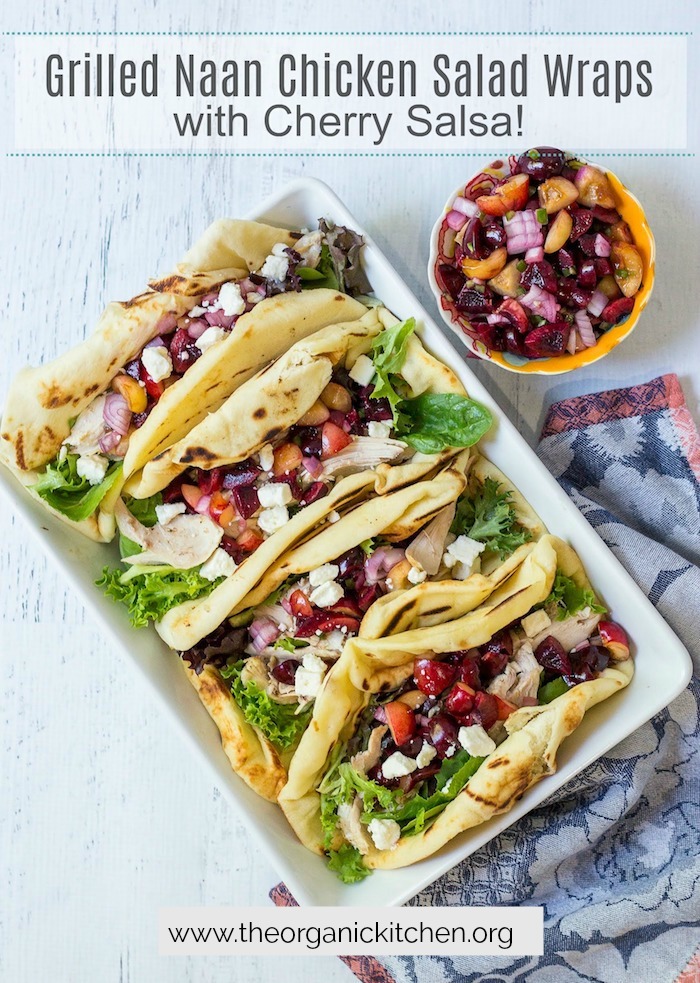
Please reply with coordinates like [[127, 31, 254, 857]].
[[289, 589, 313, 618], [413, 658, 456, 696], [609, 220, 634, 244], [461, 247, 508, 281], [384, 700, 417, 746], [476, 173, 530, 217], [445, 682, 476, 719], [321, 421, 352, 459], [598, 621, 631, 661], [498, 297, 530, 334], [538, 177, 579, 215], [611, 243, 643, 297], [544, 209, 573, 253], [574, 165, 616, 209]]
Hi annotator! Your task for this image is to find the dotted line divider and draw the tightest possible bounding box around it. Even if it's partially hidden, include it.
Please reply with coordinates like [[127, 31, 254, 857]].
[[5, 151, 695, 158], [2, 31, 692, 36]]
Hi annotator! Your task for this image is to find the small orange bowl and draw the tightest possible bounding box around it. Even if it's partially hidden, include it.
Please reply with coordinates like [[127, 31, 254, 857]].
[[428, 155, 655, 375]]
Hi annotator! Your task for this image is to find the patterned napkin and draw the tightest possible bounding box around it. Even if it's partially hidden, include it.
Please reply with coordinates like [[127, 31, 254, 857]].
[[271, 373, 700, 983]]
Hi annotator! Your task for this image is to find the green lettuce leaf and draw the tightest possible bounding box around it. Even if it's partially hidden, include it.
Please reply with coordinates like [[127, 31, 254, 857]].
[[366, 749, 484, 836], [298, 244, 340, 291], [274, 637, 309, 653], [33, 453, 122, 522], [96, 563, 222, 628], [123, 492, 162, 527], [451, 477, 531, 559], [542, 572, 607, 621], [369, 317, 416, 420], [538, 677, 570, 704], [395, 394, 493, 454], [326, 845, 370, 884], [222, 660, 312, 751]]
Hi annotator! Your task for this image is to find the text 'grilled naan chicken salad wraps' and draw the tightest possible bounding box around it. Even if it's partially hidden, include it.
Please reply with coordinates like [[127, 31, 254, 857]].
[[165, 448, 544, 801], [98, 308, 496, 651], [278, 536, 633, 882], [0, 217, 369, 541]]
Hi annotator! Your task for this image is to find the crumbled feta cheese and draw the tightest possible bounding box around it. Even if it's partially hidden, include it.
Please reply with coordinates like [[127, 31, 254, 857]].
[[141, 345, 173, 383], [458, 724, 497, 757], [76, 454, 108, 485], [367, 421, 392, 439], [258, 444, 274, 472], [188, 304, 206, 317], [294, 651, 328, 699], [308, 563, 340, 588], [271, 242, 289, 257], [443, 535, 486, 578], [416, 742, 437, 768], [323, 630, 346, 652], [521, 609, 552, 638], [199, 548, 237, 582], [195, 326, 227, 353], [260, 252, 289, 281], [246, 292, 263, 305], [348, 354, 376, 387], [155, 502, 186, 525], [444, 743, 456, 757], [368, 818, 401, 852], [258, 482, 293, 508], [382, 751, 418, 779], [407, 565, 427, 585], [218, 280, 246, 317], [257, 505, 289, 534], [328, 510, 341, 524], [309, 580, 344, 609]]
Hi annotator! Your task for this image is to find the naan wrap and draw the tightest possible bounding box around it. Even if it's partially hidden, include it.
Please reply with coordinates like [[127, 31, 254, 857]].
[[0, 218, 366, 540], [279, 536, 633, 877]]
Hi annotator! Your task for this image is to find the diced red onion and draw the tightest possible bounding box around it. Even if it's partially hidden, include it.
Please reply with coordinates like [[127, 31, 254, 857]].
[[520, 284, 559, 323], [201, 291, 220, 306], [594, 234, 611, 258], [446, 209, 467, 231], [373, 705, 388, 723], [186, 318, 209, 339], [145, 335, 166, 350], [280, 595, 293, 615], [204, 309, 237, 328], [98, 430, 123, 454], [464, 172, 496, 201], [504, 210, 543, 254], [487, 313, 509, 326], [249, 617, 281, 653], [525, 246, 544, 263], [103, 392, 132, 435], [238, 278, 256, 295], [587, 289, 608, 317], [194, 494, 212, 514], [566, 328, 578, 355], [365, 546, 406, 585], [575, 310, 597, 347], [156, 313, 178, 335], [452, 196, 479, 218], [302, 455, 324, 478]]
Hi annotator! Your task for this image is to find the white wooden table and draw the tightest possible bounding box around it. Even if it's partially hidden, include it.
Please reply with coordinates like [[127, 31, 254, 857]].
[[1, 3, 698, 982]]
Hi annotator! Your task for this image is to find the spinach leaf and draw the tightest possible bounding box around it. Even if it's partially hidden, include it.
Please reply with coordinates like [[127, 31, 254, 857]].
[[395, 394, 493, 454]]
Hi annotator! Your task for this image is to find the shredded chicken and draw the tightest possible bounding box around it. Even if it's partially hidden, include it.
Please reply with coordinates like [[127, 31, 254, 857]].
[[487, 638, 541, 707], [295, 230, 323, 267], [241, 655, 299, 704], [116, 498, 223, 569], [321, 437, 407, 477], [351, 724, 388, 777], [338, 796, 371, 855], [62, 394, 107, 455], [406, 503, 457, 575], [531, 611, 602, 652]]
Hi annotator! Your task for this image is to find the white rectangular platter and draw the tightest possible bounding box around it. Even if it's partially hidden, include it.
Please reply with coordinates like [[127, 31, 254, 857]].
[[0, 177, 692, 907]]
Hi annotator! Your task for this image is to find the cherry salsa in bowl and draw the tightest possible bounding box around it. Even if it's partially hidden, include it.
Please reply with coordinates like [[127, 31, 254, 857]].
[[430, 148, 654, 373]]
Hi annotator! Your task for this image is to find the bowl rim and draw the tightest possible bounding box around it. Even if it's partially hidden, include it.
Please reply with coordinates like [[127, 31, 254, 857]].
[[427, 154, 656, 375]]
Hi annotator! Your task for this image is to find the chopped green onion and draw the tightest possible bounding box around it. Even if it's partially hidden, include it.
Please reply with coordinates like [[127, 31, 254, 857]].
[[617, 269, 630, 279], [516, 260, 527, 272], [527, 149, 541, 159], [536, 208, 548, 225], [505, 210, 515, 220]]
